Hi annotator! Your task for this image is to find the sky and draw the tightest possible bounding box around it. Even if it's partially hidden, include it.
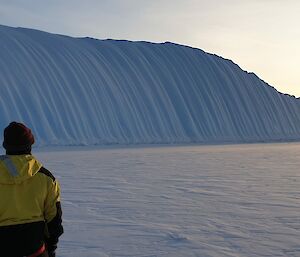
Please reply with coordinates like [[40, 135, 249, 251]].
[[0, 0, 299, 97]]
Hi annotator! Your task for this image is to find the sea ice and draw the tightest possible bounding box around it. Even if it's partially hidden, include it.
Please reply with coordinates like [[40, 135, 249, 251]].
[[33, 142, 300, 257]]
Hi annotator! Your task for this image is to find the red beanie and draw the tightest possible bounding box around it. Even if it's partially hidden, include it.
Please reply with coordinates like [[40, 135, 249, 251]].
[[2, 122, 35, 152]]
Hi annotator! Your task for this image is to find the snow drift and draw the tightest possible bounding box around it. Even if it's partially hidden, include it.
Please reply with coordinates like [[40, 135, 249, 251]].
[[0, 25, 300, 146]]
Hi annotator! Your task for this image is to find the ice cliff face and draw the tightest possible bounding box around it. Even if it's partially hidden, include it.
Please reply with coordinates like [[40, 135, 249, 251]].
[[0, 25, 300, 146]]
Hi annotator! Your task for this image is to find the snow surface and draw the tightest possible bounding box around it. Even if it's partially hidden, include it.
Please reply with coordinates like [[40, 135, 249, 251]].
[[31, 143, 300, 257], [1, 25, 300, 145]]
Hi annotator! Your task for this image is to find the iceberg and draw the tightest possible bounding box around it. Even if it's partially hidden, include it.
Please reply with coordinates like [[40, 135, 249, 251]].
[[0, 25, 299, 146]]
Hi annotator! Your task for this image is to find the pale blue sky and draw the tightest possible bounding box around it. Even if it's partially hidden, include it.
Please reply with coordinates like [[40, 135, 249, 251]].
[[1, 0, 299, 97]]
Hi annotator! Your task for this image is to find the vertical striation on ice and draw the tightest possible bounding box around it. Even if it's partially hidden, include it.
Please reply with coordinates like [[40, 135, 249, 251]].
[[0, 25, 300, 145]]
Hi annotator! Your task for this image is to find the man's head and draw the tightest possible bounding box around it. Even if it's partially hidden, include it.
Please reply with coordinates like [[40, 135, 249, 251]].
[[2, 122, 35, 155]]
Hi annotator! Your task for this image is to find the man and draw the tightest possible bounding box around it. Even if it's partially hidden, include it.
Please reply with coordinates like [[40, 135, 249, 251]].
[[0, 122, 63, 257]]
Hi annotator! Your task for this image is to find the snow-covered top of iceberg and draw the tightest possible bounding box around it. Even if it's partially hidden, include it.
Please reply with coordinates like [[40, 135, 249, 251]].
[[0, 25, 300, 146]]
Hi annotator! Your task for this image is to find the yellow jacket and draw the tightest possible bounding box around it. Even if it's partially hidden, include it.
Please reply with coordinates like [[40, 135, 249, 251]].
[[0, 154, 63, 256], [0, 154, 60, 226]]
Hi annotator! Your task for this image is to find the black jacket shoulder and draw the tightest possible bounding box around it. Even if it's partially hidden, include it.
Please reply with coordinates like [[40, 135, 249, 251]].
[[38, 167, 56, 182]]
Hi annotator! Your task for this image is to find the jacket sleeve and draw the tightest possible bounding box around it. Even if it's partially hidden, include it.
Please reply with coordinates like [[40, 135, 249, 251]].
[[40, 167, 64, 252]]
